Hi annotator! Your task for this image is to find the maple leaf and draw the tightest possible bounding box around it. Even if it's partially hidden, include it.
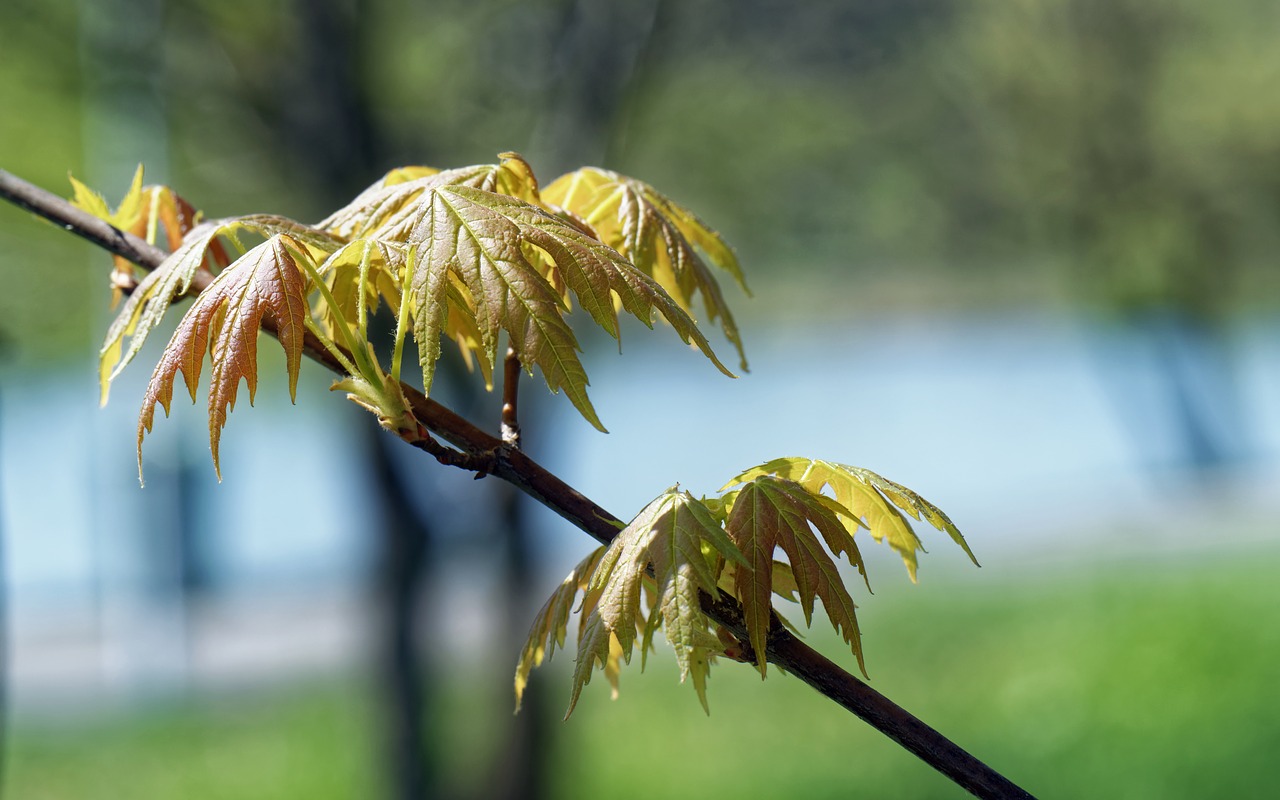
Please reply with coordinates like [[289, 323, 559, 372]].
[[723, 475, 867, 678], [401, 184, 602, 427], [313, 238, 409, 340], [570, 609, 628, 718], [514, 546, 606, 712], [429, 188, 735, 375], [316, 154, 738, 430], [137, 233, 312, 482], [566, 488, 746, 716], [99, 214, 340, 405], [543, 167, 750, 371], [98, 155, 744, 467], [317, 153, 539, 241], [72, 168, 230, 399], [728, 458, 978, 582], [71, 166, 149, 300]]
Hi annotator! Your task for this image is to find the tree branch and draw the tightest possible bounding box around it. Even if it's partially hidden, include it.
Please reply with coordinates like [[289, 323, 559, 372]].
[[0, 167, 1035, 800], [501, 344, 522, 449]]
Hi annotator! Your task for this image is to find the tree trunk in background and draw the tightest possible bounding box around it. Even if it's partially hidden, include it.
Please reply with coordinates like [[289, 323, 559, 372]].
[[531, 0, 671, 173], [284, 2, 442, 797], [80, 0, 206, 697], [367, 427, 436, 800], [202, 0, 680, 793], [488, 464, 549, 800]]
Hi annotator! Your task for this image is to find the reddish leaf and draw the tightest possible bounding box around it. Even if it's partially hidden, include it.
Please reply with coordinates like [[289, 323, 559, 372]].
[[137, 234, 310, 481]]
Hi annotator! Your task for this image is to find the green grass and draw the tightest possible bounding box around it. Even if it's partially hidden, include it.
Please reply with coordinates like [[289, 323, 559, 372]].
[[5, 686, 379, 800], [7, 552, 1280, 798], [554, 551, 1280, 798]]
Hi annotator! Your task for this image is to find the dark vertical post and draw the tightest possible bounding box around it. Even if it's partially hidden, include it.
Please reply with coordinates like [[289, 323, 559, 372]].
[[282, 3, 439, 795]]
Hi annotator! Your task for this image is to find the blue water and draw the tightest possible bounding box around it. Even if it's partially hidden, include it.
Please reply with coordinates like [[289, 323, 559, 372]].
[[3, 312, 1279, 612]]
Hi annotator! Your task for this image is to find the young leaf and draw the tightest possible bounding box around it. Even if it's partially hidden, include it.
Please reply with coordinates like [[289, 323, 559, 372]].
[[318, 153, 539, 241], [543, 167, 749, 371], [403, 184, 603, 428], [314, 239, 409, 339], [73, 169, 226, 400], [515, 546, 606, 712], [569, 609, 625, 719], [453, 189, 735, 379], [100, 214, 339, 404], [137, 234, 311, 482], [315, 155, 740, 430], [567, 488, 746, 716], [725, 476, 866, 678], [70, 166, 147, 302], [727, 458, 978, 582]]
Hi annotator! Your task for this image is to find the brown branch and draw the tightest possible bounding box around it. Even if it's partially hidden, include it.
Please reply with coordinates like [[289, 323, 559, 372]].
[[0, 167, 1035, 800], [501, 344, 522, 449]]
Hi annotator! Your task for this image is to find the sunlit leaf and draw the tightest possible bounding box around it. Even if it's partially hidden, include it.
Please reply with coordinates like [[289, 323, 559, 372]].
[[404, 184, 602, 428], [544, 167, 749, 371], [137, 234, 312, 482], [456, 189, 735, 378], [100, 214, 339, 404], [727, 458, 978, 581], [567, 488, 745, 716], [725, 476, 866, 678], [318, 153, 540, 240], [515, 546, 606, 712]]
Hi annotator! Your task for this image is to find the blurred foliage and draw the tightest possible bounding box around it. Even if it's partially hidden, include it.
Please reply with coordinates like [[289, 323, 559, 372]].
[[8, 554, 1279, 798], [0, 0, 91, 364], [3, 0, 1279, 357]]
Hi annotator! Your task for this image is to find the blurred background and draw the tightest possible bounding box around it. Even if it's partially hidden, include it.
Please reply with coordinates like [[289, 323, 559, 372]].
[[2, 0, 1280, 797]]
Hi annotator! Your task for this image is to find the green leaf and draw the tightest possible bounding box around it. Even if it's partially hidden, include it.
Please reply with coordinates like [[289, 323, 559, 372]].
[[567, 488, 745, 716], [314, 239, 409, 339], [515, 546, 606, 712], [462, 190, 735, 379], [543, 167, 750, 371], [295, 154, 740, 431], [317, 154, 540, 241], [404, 184, 603, 429], [726, 458, 978, 581], [725, 476, 866, 678], [568, 607, 624, 719]]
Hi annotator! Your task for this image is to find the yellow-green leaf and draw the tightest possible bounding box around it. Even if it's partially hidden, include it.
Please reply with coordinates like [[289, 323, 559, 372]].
[[318, 154, 540, 241], [725, 476, 866, 678], [461, 190, 735, 379], [726, 458, 978, 581], [544, 167, 749, 371], [515, 546, 606, 712], [567, 610, 624, 719], [569, 488, 745, 715], [404, 184, 602, 428]]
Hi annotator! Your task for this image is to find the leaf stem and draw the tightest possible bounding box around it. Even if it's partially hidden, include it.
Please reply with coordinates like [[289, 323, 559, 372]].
[[0, 167, 1036, 800], [390, 246, 417, 386], [302, 315, 361, 377], [295, 250, 382, 383]]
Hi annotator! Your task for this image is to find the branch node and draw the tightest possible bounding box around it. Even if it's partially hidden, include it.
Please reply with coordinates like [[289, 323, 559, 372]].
[[501, 345, 522, 449], [403, 423, 497, 476]]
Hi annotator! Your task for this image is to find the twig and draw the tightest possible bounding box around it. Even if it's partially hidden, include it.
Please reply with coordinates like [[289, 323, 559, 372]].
[[0, 167, 1035, 800], [501, 345, 522, 449]]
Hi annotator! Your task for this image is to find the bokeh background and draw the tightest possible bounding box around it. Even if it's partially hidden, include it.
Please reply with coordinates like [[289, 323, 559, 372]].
[[3, 0, 1280, 797]]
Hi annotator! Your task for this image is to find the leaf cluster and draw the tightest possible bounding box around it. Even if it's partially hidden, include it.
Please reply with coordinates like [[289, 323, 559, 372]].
[[73, 160, 980, 728], [518, 458, 977, 715], [79, 154, 746, 478]]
